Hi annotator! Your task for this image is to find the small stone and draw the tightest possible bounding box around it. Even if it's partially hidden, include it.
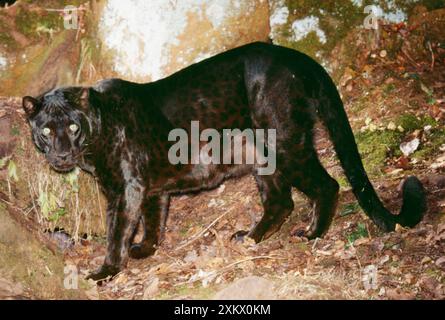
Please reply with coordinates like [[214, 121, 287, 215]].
[[216, 184, 226, 195], [435, 257, 445, 269], [130, 268, 141, 275], [378, 287, 386, 296], [369, 124, 377, 132], [213, 276, 276, 300], [387, 122, 397, 131]]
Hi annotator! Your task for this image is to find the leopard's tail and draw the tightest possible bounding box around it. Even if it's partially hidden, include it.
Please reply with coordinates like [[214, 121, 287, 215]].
[[315, 66, 427, 231]]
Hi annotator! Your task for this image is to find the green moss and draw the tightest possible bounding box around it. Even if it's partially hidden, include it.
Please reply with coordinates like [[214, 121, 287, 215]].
[[15, 6, 60, 40], [356, 129, 402, 177], [396, 114, 436, 132], [415, 127, 445, 159], [0, 17, 18, 50], [384, 83, 396, 95], [272, 0, 367, 63], [10, 125, 20, 136], [13, 30, 68, 95], [281, 32, 324, 60]]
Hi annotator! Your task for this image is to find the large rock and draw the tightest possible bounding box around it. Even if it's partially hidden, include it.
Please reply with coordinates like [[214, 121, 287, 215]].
[[97, 0, 270, 82], [213, 276, 277, 300]]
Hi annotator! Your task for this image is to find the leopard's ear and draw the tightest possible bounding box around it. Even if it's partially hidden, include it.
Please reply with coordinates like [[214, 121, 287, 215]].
[[22, 96, 40, 117], [79, 87, 94, 110], [80, 87, 89, 100]]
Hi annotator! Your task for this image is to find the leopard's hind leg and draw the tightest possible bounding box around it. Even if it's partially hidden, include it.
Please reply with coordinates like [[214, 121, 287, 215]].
[[291, 152, 339, 239], [233, 172, 294, 243]]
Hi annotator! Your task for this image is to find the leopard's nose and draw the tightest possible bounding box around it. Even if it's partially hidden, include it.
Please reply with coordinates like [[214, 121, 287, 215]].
[[58, 152, 71, 161]]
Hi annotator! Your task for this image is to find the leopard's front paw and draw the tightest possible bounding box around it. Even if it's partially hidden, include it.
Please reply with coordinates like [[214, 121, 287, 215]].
[[230, 230, 250, 243], [129, 243, 157, 260], [86, 264, 120, 282]]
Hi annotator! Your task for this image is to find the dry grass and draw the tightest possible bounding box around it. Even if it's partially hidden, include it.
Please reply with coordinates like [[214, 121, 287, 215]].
[[274, 270, 368, 300]]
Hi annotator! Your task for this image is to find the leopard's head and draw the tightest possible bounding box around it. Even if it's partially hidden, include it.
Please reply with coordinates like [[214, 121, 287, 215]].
[[22, 87, 96, 173]]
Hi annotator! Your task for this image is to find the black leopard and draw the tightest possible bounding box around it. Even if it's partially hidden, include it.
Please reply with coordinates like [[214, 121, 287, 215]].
[[22, 42, 426, 281]]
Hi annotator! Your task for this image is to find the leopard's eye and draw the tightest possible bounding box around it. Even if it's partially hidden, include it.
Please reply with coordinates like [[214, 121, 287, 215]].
[[42, 127, 51, 136], [69, 124, 79, 133]]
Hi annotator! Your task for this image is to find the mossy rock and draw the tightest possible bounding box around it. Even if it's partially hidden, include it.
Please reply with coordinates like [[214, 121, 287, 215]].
[[0, 204, 89, 299], [269, 0, 445, 78]]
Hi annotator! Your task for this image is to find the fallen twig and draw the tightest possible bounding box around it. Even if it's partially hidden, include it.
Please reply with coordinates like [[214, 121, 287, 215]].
[[175, 208, 234, 252], [175, 255, 284, 286]]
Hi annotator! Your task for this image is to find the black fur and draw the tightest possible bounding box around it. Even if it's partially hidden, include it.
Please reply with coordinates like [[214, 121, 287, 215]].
[[22, 42, 427, 281]]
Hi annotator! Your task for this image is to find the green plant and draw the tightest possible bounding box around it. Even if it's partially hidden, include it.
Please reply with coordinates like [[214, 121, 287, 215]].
[[346, 222, 368, 246], [48, 208, 67, 222], [7, 160, 18, 182], [64, 168, 80, 193], [339, 202, 360, 217], [37, 191, 58, 220]]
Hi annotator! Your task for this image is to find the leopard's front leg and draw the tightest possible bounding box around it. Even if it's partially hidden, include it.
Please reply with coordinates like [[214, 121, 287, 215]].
[[87, 177, 146, 281]]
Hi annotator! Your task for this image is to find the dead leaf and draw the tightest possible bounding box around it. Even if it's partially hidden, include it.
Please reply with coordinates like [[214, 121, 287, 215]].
[[387, 122, 397, 131], [395, 156, 411, 170], [435, 257, 445, 269], [418, 276, 440, 295]]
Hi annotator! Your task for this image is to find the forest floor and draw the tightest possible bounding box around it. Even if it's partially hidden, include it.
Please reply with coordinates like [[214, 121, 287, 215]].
[[0, 18, 444, 300]]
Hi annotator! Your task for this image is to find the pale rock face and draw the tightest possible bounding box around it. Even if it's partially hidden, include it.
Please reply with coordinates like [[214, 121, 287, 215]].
[[291, 16, 327, 44], [98, 0, 270, 82], [0, 53, 7, 71], [270, 5, 289, 27]]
